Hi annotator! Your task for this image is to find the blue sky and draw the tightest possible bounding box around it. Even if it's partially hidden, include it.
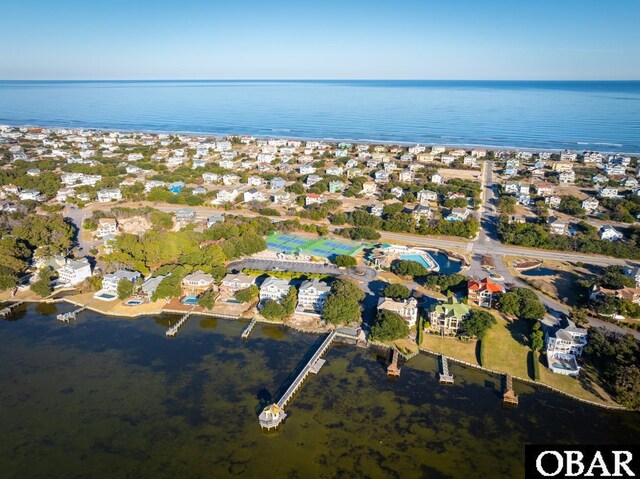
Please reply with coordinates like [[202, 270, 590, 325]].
[[2, 0, 639, 80]]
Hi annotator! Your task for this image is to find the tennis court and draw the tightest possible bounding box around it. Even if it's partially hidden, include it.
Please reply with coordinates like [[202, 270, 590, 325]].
[[266, 233, 361, 259]]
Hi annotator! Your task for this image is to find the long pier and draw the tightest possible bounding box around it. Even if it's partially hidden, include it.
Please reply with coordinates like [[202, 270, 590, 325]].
[[502, 374, 519, 406], [0, 301, 24, 317], [166, 309, 194, 337], [241, 318, 257, 339], [259, 329, 339, 430]]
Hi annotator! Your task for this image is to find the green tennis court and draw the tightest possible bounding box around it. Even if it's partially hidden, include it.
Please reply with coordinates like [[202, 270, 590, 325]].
[[266, 233, 361, 259]]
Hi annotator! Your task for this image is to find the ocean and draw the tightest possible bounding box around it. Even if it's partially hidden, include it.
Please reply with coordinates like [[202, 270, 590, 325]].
[[0, 80, 639, 153]]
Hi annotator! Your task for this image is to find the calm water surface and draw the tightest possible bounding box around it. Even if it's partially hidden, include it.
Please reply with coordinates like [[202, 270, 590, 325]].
[[0, 303, 638, 479], [1, 80, 639, 153]]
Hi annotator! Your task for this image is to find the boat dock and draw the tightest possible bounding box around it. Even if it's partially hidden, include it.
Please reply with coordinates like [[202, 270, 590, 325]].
[[387, 348, 401, 377], [57, 305, 87, 322], [241, 318, 257, 339], [259, 329, 339, 430], [166, 309, 194, 337], [502, 374, 519, 406], [0, 301, 24, 317], [439, 355, 454, 384]]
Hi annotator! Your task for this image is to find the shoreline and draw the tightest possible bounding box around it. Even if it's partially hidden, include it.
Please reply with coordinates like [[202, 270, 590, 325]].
[[3, 121, 640, 155], [2, 296, 628, 411]]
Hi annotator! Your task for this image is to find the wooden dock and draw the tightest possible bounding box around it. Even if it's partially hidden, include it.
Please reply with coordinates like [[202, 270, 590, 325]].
[[241, 318, 257, 339], [166, 309, 194, 337], [439, 355, 454, 384], [57, 305, 87, 322], [0, 301, 24, 317], [259, 329, 338, 430], [502, 374, 519, 406], [387, 348, 401, 377]]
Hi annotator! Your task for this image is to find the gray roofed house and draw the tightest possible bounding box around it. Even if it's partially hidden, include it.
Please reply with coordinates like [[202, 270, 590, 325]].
[[141, 274, 169, 300], [207, 213, 225, 227]]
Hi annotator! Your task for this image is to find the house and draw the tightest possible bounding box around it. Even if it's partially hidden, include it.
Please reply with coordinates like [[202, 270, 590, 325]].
[[417, 189, 438, 204], [412, 205, 432, 225], [213, 188, 239, 205], [558, 171, 575, 184], [326, 166, 343, 176], [243, 188, 267, 203], [272, 192, 294, 206], [101, 270, 141, 295], [599, 187, 619, 198], [390, 187, 404, 199], [429, 297, 471, 334], [328, 180, 345, 193], [305, 193, 326, 206], [299, 165, 316, 175], [446, 208, 471, 222], [374, 170, 390, 183], [192, 186, 207, 195], [181, 270, 215, 298], [398, 170, 414, 182], [599, 225, 624, 242], [222, 174, 239, 186], [467, 277, 505, 308], [519, 184, 531, 196], [175, 208, 196, 224], [621, 177, 638, 189], [592, 174, 608, 185], [220, 273, 255, 296], [297, 279, 331, 313], [545, 318, 587, 376], [535, 182, 554, 197], [206, 214, 224, 227], [545, 195, 561, 209], [95, 218, 118, 238], [305, 174, 323, 187], [97, 188, 122, 203], [361, 182, 377, 196], [247, 176, 263, 187], [369, 203, 384, 217], [202, 172, 219, 184], [581, 198, 599, 213], [377, 297, 419, 328], [503, 181, 519, 194], [56, 187, 75, 202], [140, 274, 168, 300], [549, 218, 569, 236], [58, 258, 92, 286], [270, 177, 286, 190], [259, 277, 291, 303], [552, 162, 574, 173], [605, 164, 626, 176], [26, 168, 40, 176], [19, 189, 43, 201], [430, 173, 443, 185]]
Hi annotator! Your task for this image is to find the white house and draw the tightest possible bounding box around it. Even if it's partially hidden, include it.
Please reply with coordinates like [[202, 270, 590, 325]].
[[220, 273, 255, 296], [558, 171, 575, 184], [599, 225, 624, 242], [430, 173, 443, 185], [19, 189, 43, 201], [214, 188, 239, 205], [377, 297, 419, 328], [599, 187, 620, 198], [259, 277, 291, 303], [581, 198, 599, 213], [243, 188, 267, 203], [95, 218, 117, 238], [297, 279, 331, 313], [417, 189, 438, 204], [101, 270, 141, 295], [545, 318, 587, 377], [97, 188, 122, 203], [58, 258, 92, 286]]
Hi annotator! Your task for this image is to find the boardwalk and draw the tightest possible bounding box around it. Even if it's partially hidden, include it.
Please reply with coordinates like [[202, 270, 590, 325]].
[[503, 374, 519, 406], [439, 355, 454, 384], [241, 318, 257, 339], [57, 305, 87, 322], [259, 329, 339, 430], [0, 301, 24, 317]]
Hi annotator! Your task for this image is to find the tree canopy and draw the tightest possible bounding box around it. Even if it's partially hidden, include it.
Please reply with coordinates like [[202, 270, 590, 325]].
[[370, 309, 409, 341], [459, 309, 496, 339], [498, 287, 546, 321]]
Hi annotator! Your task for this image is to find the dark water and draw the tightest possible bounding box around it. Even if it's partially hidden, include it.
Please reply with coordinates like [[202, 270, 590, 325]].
[[0, 303, 638, 479], [432, 252, 463, 275], [1, 80, 640, 153], [520, 267, 557, 277]]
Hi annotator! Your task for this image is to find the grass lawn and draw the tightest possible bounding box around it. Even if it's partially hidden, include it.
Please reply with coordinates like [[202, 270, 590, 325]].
[[422, 311, 618, 406], [421, 334, 479, 364]]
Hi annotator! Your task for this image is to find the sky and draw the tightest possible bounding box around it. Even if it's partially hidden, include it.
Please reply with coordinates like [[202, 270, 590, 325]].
[[1, 0, 639, 80]]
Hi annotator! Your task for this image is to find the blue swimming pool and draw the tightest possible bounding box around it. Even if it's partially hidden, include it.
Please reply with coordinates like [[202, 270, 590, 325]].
[[182, 296, 198, 305], [400, 254, 433, 269], [400, 252, 462, 275]]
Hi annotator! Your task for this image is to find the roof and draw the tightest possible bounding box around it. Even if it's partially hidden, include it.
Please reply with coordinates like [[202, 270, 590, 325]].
[[468, 276, 504, 294], [223, 273, 254, 284], [432, 297, 470, 319], [299, 279, 331, 294], [182, 270, 214, 284]]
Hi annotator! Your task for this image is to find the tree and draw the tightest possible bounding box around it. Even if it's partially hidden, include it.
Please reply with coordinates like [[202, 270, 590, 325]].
[[498, 196, 516, 214], [391, 259, 429, 278], [370, 309, 409, 341], [498, 287, 546, 321], [600, 265, 636, 290], [281, 286, 298, 316], [235, 285, 259, 303], [459, 310, 496, 339], [571, 307, 588, 326], [30, 268, 53, 298], [117, 279, 135, 300], [330, 212, 348, 225], [334, 255, 357, 268], [382, 283, 411, 300], [530, 322, 544, 351], [322, 278, 364, 325], [260, 300, 286, 320], [198, 291, 216, 310]]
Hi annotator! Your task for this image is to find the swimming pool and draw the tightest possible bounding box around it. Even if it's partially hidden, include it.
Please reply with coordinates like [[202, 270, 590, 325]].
[[125, 299, 143, 306], [182, 296, 198, 305]]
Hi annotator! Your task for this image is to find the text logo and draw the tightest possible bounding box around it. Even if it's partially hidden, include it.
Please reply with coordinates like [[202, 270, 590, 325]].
[[525, 445, 638, 478]]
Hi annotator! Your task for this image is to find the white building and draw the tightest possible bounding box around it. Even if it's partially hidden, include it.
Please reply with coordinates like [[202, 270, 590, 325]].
[[97, 189, 122, 203], [58, 258, 92, 286], [101, 270, 141, 295], [19, 189, 43, 201], [599, 225, 624, 242], [377, 297, 419, 328], [297, 279, 331, 313], [259, 277, 291, 303], [545, 318, 587, 377]]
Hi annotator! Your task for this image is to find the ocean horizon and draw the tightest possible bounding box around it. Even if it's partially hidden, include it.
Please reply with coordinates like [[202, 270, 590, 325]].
[[1, 79, 639, 153]]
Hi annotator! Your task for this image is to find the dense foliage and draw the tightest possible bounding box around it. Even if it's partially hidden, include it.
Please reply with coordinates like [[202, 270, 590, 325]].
[[370, 309, 409, 341], [322, 278, 364, 325], [382, 283, 411, 300], [459, 309, 496, 339], [498, 287, 546, 321], [235, 285, 259, 303]]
